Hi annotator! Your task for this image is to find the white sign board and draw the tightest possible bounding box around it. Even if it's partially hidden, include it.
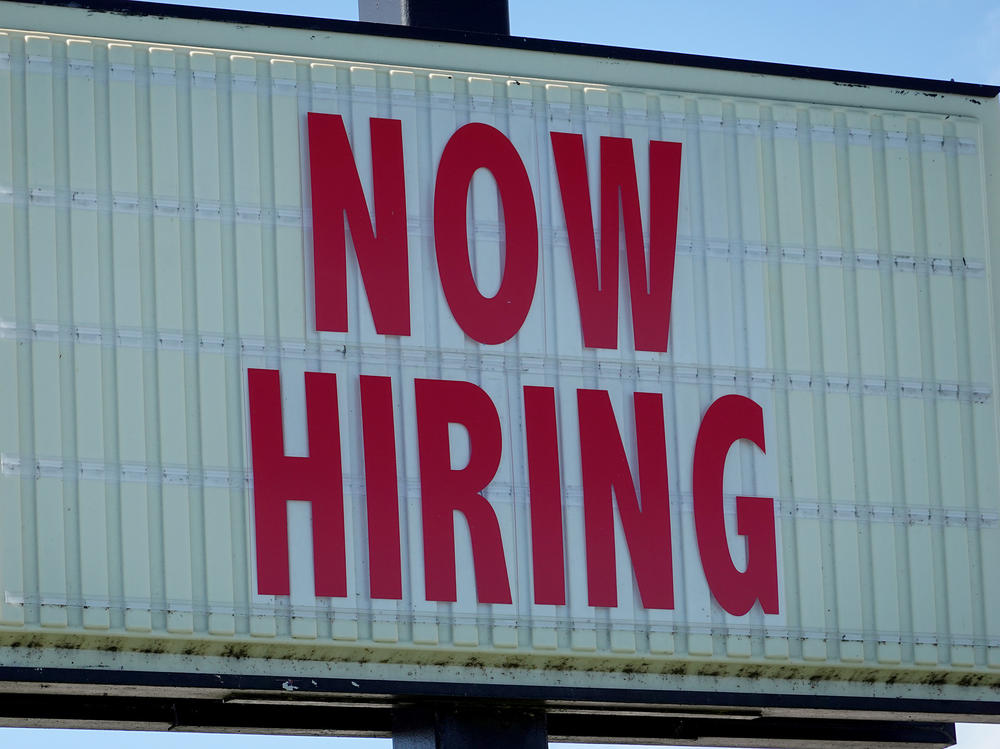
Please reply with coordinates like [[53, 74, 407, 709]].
[[0, 0, 999, 711]]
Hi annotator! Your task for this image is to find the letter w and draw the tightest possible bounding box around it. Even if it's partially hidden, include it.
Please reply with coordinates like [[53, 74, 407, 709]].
[[551, 133, 681, 352], [308, 113, 409, 335]]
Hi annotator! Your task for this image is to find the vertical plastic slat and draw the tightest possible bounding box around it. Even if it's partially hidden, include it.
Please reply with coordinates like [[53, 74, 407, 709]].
[[0, 32, 12, 326], [147, 47, 193, 635], [24, 35, 68, 629], [945, 118, 982, 667], [678, 97, 715, 658], [272, 60, 305, 345], [5, 41, 30, 634], [176, 49, 208, 635], [135, 45, 167, 633], [0, 33, 22, 619], [63, 39, 110, 629], [217, 53, 251, 637], [955, 119, 986, 262], [792, 108, 834, 661], [921, 118, 950, 257], [757, 103, 793, 661], [0, 477, 24, 625], [204, 486, 235, 635], [79, 480, 110, 629], [121, 482, 152, 631], [107, 43, 148, 631], [231, 56, 266, 342]]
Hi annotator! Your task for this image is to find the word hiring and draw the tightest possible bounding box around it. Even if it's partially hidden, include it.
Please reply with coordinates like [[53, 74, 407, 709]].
[[247, 113, 779, 617]]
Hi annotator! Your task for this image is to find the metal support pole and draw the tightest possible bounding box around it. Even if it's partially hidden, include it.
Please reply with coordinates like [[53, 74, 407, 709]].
[[393, 703, 546, 749], [358, 0, 510, 35], [358, 0, 403, 25]]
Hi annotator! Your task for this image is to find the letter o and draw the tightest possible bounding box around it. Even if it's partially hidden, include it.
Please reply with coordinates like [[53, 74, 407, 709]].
[[433, 123, 538, 345]]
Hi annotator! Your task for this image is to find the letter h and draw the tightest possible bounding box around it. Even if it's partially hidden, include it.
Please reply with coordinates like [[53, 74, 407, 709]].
[[247, 368, 346, 597]]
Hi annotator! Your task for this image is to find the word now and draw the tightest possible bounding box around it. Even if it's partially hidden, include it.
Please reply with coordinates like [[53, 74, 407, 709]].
[[307, 112, 682, 350], [249, 371, 779, 617]]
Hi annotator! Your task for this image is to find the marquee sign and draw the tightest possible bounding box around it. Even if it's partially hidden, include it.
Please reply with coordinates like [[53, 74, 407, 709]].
[[1, 0, 999, 715]]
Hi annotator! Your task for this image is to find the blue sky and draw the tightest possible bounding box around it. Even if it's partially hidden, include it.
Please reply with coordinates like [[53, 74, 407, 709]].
[[9, 0, 1000, 747]]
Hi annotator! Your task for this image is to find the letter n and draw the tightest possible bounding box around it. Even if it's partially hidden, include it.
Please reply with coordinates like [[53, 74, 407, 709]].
[[308, 112, 409, 335], [248, 368, 346, 597], [578, 389, 673, 609]]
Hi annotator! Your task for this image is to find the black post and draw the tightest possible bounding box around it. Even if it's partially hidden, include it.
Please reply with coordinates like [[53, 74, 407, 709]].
[[393, 703, 546, 749], [358, 0, 510, 35]]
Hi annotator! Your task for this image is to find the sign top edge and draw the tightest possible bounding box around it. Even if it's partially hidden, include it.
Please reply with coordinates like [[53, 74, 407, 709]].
[[6, 0, 999, 99]]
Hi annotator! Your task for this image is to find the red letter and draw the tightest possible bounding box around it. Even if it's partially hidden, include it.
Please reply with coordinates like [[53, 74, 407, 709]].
[[360, 375, 402, 600], [693, 395, 778, 616], [524, 386, 565, 605], [550, 133, 681, 352], [308, 113, 409, 335], [434, 123, 538, 344], [415, 379, 512, 604], [248, 369, 345, 597], [578, 389, 673, 609]]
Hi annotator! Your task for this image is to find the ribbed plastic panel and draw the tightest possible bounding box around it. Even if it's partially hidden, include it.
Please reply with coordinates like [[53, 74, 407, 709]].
[[0, 1, 998, 694]]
